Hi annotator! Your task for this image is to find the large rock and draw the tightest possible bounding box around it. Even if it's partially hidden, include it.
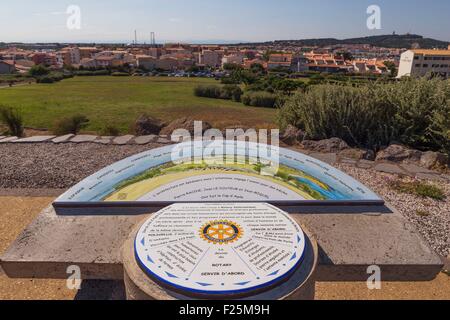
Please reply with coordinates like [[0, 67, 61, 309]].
[[134, 115, 163, 136], [281, 125, 304, 145], [160, 118, 212, 136], [376, 144, 422, 163], [301, 138, 349, 153], [339, 148, 376, 161], [420, 151, 449, 169]]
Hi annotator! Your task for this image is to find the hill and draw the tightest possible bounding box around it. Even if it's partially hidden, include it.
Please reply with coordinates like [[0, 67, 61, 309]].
[[240, 34, 449, 49]]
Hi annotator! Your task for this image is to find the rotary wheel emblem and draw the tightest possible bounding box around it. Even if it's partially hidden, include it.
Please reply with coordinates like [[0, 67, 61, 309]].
[[200, 220, 243, 245]]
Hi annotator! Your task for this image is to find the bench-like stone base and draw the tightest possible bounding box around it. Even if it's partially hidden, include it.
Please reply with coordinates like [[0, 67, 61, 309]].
[[0, 204, 443, 282]]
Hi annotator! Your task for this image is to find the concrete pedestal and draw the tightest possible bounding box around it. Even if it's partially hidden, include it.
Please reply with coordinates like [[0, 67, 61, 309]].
[[122, 219, 319, 301], [1, 204, 443, 283]]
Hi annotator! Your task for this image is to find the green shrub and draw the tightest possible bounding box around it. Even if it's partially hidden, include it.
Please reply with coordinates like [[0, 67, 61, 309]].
[[387, 77, 450, 153], [111, 72, 130, 77], [29, 64, 50, 77], [221, 77, 241, 85], [100, 125, 120, 136], [53, 114, 90, 135], [36, 76, 55, 84], [94, 70, 110, 76], [220, 85, 243, 102], [390, 179, 446, 201], [278, 77, 450, 153], [222, 63, 243, 71], [35, 72, 68, 84], [74, 70, 111, 76], [194, 85, 222, 99], [194, 84, 243, 102], [241, 92, 278, 108], [429, 103, 450, 155], [0, 106, 24, 137]]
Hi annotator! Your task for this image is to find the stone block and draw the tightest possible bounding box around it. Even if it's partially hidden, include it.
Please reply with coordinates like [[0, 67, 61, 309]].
[[113, 135, 135, 145], [14, 136, 56, 143], [94, 137, 113, 145], [373, 163, 406, 175], [357, 160, 375, 169], [134, 135, 157, 145], [415, 173, 446, 182], [0, 136, 18, 143], [70, 135, 98, 143], [52, 134, 75, 143]]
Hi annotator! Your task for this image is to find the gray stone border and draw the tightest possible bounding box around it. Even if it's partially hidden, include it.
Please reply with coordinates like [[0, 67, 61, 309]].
[[0, 134, 169, 145]]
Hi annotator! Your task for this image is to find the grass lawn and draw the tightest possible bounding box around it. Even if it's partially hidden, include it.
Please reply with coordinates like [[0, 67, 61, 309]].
[[0, 76, 277, 134]]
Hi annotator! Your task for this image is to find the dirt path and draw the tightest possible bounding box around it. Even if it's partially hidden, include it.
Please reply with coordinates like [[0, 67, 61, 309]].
[[316, 275, 449, 300], [0, 82, 32, 89], [0, 197, 76, 300]]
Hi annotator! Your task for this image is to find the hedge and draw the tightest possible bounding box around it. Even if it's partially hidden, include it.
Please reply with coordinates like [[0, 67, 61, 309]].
[[241, 91, 278, 108]]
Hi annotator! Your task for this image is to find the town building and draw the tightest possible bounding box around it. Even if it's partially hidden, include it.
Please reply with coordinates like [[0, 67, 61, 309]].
[[146, 47, 162, 58], [79, 47, 101, 59], [199, 50, 221, 68], [303, 52, 351, 73], [58, 47, 81, 66], [291, 54, 309, 72], [397, 48, 450, 78], [0, 60, 16, 74], [156, 57, 179, 71], [351, 59, 389, 74], [243, 58, 267, 70], [222, 53, 245, 67], [80, 58, 98, 69], [267, 53, 292, 70], [29, 52, 58, 67], [136, 55, 158, 70], [137, 55, 178, 71], [14, 59, 35, 73]]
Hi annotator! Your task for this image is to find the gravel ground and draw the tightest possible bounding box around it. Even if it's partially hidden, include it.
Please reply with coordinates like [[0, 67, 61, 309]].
[[0, 143, 164, 189], [0, 143, 448, 256], [337, 164, 450, 257]]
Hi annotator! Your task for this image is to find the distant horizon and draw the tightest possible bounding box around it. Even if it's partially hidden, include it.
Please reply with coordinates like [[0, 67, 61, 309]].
[[2, 33, 449, 46]]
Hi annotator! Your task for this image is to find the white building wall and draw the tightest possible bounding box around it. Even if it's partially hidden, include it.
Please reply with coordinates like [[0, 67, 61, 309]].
[[398, 50, 450, 79], [397, 50, 415, 78]]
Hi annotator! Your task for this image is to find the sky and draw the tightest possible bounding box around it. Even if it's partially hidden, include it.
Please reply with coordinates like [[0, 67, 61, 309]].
[[1, 0, 449, 43]]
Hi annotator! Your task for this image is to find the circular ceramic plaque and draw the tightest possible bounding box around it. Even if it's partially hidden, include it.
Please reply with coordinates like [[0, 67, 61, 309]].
[[135, 203, 306, 297]]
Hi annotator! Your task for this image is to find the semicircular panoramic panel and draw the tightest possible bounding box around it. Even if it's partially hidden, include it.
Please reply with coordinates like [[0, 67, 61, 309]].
[[53, 141, 383, 214]]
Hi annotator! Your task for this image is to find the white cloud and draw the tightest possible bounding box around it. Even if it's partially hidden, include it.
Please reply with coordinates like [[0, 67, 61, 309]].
[[32, 11, 66, 16]]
